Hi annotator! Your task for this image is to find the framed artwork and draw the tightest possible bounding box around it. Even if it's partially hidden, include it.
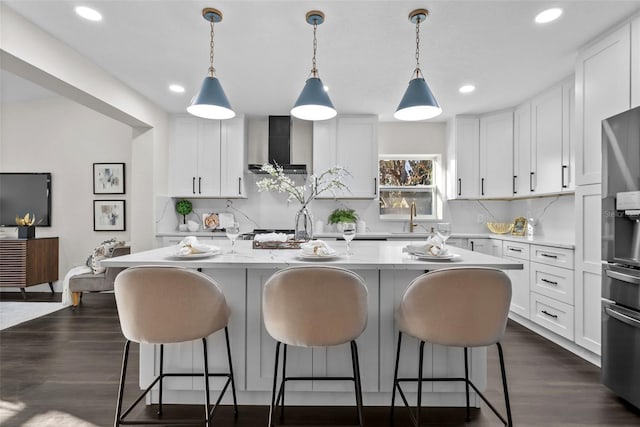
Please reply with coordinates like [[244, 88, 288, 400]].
[[512, 216, 527, 236], [93, 163, 125, 194], [94, 200, 126, 231]]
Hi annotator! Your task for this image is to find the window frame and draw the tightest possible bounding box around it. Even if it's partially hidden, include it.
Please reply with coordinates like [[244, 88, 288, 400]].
[[378, 154, 443, 221]]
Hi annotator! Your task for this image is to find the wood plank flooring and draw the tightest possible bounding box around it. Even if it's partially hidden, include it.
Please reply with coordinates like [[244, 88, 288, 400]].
[[1, 292, 639, 426]]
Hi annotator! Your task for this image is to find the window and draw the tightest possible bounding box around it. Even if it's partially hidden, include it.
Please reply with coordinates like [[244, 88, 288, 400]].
[[378, 156, 441, 220]]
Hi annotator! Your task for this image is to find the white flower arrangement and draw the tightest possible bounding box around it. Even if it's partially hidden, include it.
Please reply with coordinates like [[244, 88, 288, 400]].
[[256, 163, 350, 207]]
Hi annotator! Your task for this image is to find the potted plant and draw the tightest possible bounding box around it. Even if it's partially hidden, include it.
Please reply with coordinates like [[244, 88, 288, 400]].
[[328, 208, 358, 232], [175, 199, 193, 232]]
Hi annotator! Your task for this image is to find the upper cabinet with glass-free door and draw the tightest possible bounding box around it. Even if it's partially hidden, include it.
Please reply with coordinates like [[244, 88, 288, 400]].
[[448, 117, 480, 199], [313, 115, 378, 199], [169, 115, 247, 198], [479, 110, 514, 198]]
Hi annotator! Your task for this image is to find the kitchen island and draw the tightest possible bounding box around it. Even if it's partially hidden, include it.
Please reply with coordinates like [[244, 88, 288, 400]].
[[102, 240, 522, 408]]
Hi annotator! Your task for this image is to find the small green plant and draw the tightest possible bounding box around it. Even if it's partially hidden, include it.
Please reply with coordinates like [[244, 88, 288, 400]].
[[328, 208, 358, 225], [175, 199, 193, 224]]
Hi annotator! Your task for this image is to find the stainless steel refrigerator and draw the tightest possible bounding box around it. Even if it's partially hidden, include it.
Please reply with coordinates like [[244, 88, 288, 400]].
[[601, 105, 640, 409]]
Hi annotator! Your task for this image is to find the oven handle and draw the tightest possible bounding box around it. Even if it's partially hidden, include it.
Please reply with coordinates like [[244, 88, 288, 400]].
[[606, 269, 640, 285], [605, 306, 640, 329]]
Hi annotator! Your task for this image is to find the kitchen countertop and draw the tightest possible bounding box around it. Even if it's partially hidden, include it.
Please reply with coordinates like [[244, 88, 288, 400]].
[[102, 239, 522, 270]]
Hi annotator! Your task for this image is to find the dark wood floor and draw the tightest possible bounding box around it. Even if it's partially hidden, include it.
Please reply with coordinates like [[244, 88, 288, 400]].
[[1, 292, 639, 426]]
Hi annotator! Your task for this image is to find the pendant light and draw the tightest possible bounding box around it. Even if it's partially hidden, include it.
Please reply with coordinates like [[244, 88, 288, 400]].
[[291, 10, 336, 121], [187, 8, 235, 120], [394, 9, 441, 121]]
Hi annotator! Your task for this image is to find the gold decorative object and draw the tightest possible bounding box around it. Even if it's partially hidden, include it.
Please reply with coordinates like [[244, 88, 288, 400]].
[[511, 217, 527, 236], [486, 222, 514, 234], [15, 213, 35, 226]]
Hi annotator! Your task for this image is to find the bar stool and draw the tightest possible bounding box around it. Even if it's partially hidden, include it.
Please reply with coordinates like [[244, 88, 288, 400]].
[[391, 267, 513, 426], [262, 266, 368, 426], [113, 266, 238, 426]]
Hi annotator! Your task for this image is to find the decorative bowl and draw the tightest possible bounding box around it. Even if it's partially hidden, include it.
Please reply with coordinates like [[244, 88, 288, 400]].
[[486, 222, 514, 234]]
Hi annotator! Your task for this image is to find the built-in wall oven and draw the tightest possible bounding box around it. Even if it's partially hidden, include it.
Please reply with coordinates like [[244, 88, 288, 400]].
[[601, 105, 640, 409]]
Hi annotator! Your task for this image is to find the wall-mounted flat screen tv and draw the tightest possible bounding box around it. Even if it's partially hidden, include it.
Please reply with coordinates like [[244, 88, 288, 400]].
[[0, 173, 52, 227]]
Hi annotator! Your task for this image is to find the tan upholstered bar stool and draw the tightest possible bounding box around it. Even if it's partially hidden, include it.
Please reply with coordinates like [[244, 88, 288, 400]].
[[263, 266, 368, 427], [391, 267, 513, 426], [113, 266, 238, 427]]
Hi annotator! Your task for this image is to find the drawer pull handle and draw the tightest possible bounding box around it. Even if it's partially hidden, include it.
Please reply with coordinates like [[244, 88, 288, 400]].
[[541, 278, 558, 286], [509, 247, 523, 252], [541, 253, 558, 259], [541, 310, 558, 319]]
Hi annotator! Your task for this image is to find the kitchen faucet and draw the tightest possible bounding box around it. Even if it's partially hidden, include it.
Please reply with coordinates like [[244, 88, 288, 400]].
[[409, 201, 418, 232]]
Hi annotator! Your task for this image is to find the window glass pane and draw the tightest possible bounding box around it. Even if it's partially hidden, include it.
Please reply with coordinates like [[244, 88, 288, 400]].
[[379, 160, 433, 186], [379, 189, 433, 216]]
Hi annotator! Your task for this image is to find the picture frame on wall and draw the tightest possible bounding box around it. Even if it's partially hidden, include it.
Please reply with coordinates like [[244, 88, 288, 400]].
[[94, 200, 126, 231], [93, 163, 125, 194]]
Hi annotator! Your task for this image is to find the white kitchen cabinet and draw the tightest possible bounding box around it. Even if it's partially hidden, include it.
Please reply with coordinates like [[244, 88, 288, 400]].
[[446, 237, 468, 249], [479, 111, 514, 198], [529, 292, 574, 341], [468, 238, 501, 256], [575, 24, 631, 185], [513, 103, 531, 196], [632, 16, 640, 108], [313, 115, 378, 199], [449, 117, 480, 199], [531, 85, 564, 194], [246, 268, 380, 392], [574, 183, 602, 355], [502, 241, 530, 318], [561, 79, 576, 191], [169, 115, 246, 198]]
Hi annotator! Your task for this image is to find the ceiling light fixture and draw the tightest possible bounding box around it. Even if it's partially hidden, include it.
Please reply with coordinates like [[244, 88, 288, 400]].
[[535, 8, 563, 24], [459, 84, 476, 94], [394, 9, 441, 121], [74, 6, 102, 22], [187, 8, 235, 120], [291, 10, 336, 121], [169, 84, 185, 93]]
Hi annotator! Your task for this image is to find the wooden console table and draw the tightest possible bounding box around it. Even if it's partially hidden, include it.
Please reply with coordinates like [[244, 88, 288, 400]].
[[0, 237, 59, 298]]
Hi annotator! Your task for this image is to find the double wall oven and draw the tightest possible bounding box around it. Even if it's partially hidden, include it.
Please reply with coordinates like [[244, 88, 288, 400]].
[[601, 105, 640, 409]]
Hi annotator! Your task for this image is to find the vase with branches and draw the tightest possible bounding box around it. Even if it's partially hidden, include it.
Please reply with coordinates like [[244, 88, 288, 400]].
[[256, 163, 350, 240]]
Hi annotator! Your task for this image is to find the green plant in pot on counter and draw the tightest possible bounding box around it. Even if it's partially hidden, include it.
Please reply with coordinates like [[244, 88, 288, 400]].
[[328, 208, 358, 227], [175, 199, 193, 225]]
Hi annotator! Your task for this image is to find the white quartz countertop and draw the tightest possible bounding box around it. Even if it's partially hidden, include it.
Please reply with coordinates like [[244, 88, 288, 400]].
[[102, 240, 523, 271]]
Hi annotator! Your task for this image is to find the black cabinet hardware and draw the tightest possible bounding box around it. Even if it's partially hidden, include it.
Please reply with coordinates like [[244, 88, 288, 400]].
[[541, 278, 558, 286], [541, 253, 558, 259], [541, 310, 558, 319], [561, 165, 568, 188], [192, 177, 196, 195]]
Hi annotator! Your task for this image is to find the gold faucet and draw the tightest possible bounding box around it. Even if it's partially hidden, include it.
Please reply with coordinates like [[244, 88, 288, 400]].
[[409, 201, 418, 232]]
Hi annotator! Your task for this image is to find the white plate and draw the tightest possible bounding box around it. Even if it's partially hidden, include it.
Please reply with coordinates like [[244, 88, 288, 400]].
[[410, 252, 461, 261], [170, 250, 220, 259], [297, 252, 339, 260]]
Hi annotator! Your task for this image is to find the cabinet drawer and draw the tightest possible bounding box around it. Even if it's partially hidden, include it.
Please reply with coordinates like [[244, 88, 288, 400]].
[[531, 245, 574, 269], [530, 293, 574, 340], [530, 262, 574, 305], [502, 241, 530, 260]]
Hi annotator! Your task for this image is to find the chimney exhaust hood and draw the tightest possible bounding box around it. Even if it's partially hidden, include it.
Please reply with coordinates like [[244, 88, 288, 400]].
[[248, 116, 307, 174]]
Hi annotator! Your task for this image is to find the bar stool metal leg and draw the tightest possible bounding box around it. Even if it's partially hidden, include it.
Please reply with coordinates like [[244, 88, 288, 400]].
[[350, 340, 364, 427], [497, 343, 513, 427], [114, 340, 130, 427], [279, 344, 288, 423], [158, 344, 164, 416], [268, 341, 282, 427], [464, 347, 470, 421], [202, 337, 212, 427], [390, 332, 402, 425], [224, 327, 239, 417], [416, 340, 425, 426]]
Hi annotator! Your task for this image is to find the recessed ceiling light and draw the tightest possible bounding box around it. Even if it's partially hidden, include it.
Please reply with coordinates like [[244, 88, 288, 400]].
[[535, 8, 563, 24], [169, 84, 185, 93], [75, 6, 102, 22], [459, 84, 476, 94]]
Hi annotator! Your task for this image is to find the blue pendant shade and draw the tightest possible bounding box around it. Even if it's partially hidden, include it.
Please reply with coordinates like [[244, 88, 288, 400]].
[[394, 77, 442, 121], [187, 76, 235, 120], [291, 77, 336, 121]]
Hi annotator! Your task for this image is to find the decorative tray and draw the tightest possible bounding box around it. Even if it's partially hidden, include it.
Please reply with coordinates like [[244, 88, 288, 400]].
[[252, 240, 306, 250]]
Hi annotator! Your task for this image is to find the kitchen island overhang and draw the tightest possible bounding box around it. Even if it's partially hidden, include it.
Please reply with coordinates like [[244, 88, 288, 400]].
[[101, 240, 522, 407]]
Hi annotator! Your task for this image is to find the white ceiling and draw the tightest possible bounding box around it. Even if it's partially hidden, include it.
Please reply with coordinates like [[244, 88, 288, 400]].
[[3, 1, 640, 121]]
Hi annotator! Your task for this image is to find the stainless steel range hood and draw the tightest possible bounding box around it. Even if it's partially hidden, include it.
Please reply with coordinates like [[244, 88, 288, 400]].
[[248, 116, 307, 174]]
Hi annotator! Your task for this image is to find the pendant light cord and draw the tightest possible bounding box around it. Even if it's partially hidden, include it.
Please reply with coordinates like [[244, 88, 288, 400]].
[[209, 19, 216, 77], [414, 16, 422, 79], [311, 20, 319, 77]]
